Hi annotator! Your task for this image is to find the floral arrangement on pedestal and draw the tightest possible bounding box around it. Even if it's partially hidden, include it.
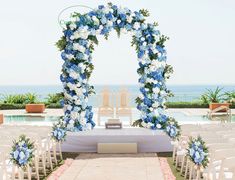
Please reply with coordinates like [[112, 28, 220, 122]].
[[187, 136, 209, 168], [51, 118, 67, 142], [165, 117, 181, 140], [56, 2, 173, 131], [10, 135, 35, 168]]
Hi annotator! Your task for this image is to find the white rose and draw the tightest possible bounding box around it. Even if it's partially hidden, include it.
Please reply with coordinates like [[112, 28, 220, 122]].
[[147, 122, 153, 128], [152, 102, 159, 108], [126, 16, 133, 23], [133, 22, 140, 30], [66, 54, 74, 60], [154, 109, 160, 117], [69, 23, 77, 30], [141, 121, 147, 128], [120, 28, 127, 34], [156, 124, 162, 129], [107, 20, 113, 27]]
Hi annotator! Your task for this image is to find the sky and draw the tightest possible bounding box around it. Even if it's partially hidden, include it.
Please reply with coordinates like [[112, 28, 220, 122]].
[[0, 0, 235, 85]]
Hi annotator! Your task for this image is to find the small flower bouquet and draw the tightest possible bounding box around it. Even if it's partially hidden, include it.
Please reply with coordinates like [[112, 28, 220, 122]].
[[165, 117, 181, 140], [51, 119, 67, 142], [10, 135, 35, 168], [187, 136, 209, 168]]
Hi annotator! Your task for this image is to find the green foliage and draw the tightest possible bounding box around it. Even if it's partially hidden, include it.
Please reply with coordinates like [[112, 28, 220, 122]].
[[88, 35, 99, 45], [165, 101, 209, 108], [200, 86, 224, 103], [46, 93, 64, 104], [56, 36, 66, 51], [1, 93, 37, 104], [224, 91, 235, 103], [163, 64, 173, 79], [157, 35, 169, 47], [132, 119, 144, 127], [140, 9, 150, 17], [0, 103, 25, 110]]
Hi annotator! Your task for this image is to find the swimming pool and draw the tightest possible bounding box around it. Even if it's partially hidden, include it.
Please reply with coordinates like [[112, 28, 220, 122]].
[[3, 112, 235, 125]]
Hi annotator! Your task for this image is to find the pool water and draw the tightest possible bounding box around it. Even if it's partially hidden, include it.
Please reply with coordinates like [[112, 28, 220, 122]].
[[169, 112, 235, 124], [3, 112, 235, 125], [4, 115, 60, 124]]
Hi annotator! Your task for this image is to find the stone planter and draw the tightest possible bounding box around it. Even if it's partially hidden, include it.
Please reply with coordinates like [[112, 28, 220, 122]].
[[209, 103, 230, 112], [25, 104, 45, 113], [0, 114, 3, 124]]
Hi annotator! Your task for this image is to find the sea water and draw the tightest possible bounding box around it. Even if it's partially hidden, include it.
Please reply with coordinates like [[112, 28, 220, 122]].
[[0, 85, 234, 107]]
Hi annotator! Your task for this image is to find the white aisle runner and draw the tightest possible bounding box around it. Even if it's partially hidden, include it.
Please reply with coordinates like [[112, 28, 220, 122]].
[[59, 153, 164, 180]]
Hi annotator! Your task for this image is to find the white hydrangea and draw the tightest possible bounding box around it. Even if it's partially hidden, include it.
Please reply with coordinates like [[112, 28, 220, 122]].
[[139, 94, 144, 100], [153, 87, 160, 94], [69, 71, 78, 80]]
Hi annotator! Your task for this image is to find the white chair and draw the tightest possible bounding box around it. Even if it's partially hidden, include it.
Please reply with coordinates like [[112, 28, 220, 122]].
[[218, 157, 235, 180]]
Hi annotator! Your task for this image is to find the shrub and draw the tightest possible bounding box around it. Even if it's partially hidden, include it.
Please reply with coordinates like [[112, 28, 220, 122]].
[[46, 93, 64, 104], [165, 102, 209, 108], [0, 103, 25, 110], [1, 93, 38, 104]]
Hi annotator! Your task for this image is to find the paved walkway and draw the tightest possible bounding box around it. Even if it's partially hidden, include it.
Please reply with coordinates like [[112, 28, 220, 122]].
[[59, 153, 164, 180]]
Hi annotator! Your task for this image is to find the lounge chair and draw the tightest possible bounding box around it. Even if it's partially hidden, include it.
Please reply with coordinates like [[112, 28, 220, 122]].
[[116, 88, 132, 125], [97, 88, 114, 126], [208, 105, 231, 121]]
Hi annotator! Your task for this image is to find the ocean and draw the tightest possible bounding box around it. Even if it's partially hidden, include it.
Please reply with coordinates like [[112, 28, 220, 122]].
[[0, 85, 234, 107]]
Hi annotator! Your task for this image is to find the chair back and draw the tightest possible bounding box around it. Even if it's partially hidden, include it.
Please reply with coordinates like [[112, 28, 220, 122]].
[[101, 88, 111, 107], [117, 88, 129, 108]]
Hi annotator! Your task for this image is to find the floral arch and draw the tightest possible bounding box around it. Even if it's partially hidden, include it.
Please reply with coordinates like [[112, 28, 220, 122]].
[[56, 3, 173, 132]]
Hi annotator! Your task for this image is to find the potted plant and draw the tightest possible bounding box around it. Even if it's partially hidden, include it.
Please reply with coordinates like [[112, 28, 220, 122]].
[[25, 93, 45, 113], [201, 87, 230, 112]]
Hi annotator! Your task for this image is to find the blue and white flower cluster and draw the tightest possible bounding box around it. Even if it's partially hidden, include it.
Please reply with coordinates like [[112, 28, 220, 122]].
[[10, 135, 34, 168], [56, 3, 171, 131], [165, 118, 181, 140], [51, 119, 67, 142], [187, 136, 209, 168]]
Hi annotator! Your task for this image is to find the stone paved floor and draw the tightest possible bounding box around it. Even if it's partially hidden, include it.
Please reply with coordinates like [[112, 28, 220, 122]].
[[59, 153, 164, 180]]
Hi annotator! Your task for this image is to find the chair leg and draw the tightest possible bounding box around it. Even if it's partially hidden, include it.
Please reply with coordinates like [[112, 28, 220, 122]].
[[184, 159, 189, 179], [59, 142, 63, 161], [98, 114, 100, 126], [180, 155, 186, 174]]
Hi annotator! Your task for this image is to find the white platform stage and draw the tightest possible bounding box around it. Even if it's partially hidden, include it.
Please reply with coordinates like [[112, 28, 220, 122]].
[[61, 128, 173, 153]]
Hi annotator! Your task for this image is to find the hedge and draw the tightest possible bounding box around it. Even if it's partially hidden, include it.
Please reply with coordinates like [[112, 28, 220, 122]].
[[0, 103, 25, 110], [0, 102, 234, 110]]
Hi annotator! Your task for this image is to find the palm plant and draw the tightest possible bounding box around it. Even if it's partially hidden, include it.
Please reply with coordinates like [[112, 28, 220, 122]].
[[24, 93, 38, 104], [224, 91, 235, 103], [2, 93, 38, 104], [46, 93, 64, 104], [200, 86, 224, 104]]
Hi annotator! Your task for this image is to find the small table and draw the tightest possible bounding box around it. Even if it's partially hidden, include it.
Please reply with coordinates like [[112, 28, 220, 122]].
[[105, 118, 122, 129]]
